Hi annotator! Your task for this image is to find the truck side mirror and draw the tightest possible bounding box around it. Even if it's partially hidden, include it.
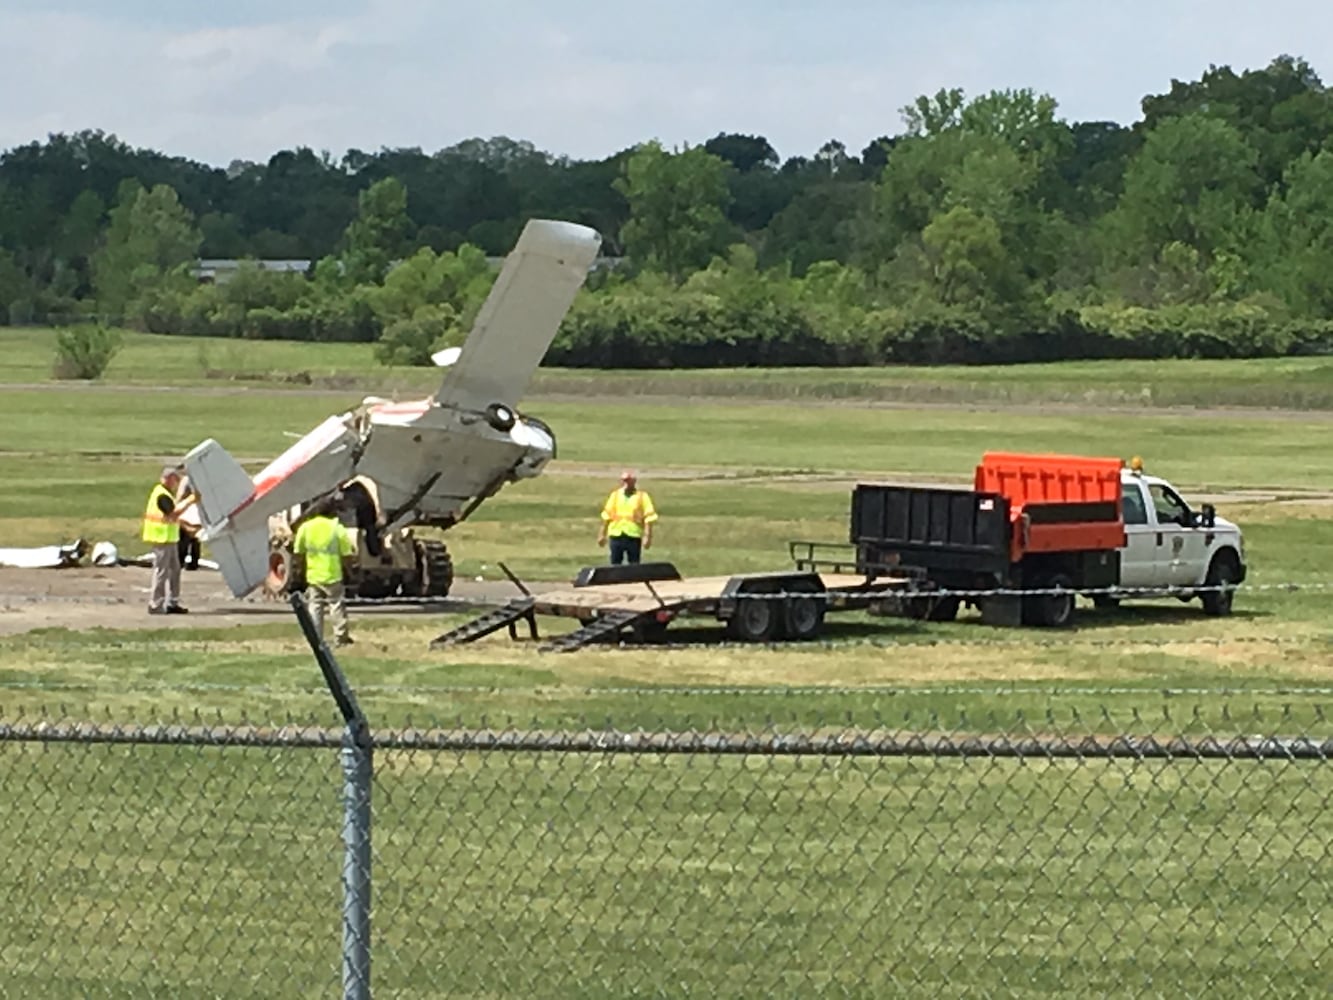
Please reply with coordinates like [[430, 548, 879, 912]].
[[1200, 503, 1216, 529]]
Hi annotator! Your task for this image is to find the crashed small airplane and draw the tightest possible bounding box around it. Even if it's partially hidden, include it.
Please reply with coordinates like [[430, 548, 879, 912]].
[[183, 219, 602, 598]]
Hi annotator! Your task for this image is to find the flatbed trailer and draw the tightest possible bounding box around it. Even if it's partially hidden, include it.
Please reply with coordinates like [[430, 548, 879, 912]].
[[431, 551, 916, 652]]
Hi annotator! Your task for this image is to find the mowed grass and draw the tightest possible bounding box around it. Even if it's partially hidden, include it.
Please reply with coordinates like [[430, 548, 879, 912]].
[[1, 738, 1328, 996], [0, 377, 1328, 726], [5, 324, 1333, 408], [1, 349, 1331, 994]]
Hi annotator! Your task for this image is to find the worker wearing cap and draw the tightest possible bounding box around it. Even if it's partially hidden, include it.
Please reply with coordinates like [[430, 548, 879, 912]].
[[597, 470, 658, 565], [293, 497, 357, 647], [142, 465, 188, 614]]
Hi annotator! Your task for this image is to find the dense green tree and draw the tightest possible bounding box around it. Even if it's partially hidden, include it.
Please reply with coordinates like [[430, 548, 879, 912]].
[[91, 181, 202, 316], [761, 182, 872, 274], [702, 133, 779, 173], [338, 177, 413, 284], [615, 141, 733, 280], [1141, 56, 1333, 192], [1105, 113, 1259, 265], [1252, 149, 1333, 315], [915, 205, 1025, 311]]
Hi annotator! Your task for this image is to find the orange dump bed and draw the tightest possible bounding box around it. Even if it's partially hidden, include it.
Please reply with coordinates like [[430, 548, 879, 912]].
[[974, 452, 1126, 560]]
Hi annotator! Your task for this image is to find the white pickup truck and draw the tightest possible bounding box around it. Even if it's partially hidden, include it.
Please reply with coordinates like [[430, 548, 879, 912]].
[[1108, 465, 1246, 616]]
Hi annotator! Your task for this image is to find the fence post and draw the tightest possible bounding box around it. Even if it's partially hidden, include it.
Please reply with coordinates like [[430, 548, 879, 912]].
[[291, 593, 372, 1000]]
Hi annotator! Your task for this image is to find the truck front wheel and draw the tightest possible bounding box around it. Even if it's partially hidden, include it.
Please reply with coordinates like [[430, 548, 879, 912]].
[[1201, 555, 1239, 616]]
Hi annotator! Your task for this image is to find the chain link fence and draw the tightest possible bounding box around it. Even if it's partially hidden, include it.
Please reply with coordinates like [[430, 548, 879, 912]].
[[0, 599, 1328, 997]]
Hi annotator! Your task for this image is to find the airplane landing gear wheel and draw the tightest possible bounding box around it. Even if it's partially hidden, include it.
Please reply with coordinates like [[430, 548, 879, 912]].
[[484, 403, 517, 432]]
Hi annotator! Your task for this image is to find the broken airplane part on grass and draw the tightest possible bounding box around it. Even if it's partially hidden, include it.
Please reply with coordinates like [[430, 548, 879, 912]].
[[182, 218, 603, 598]]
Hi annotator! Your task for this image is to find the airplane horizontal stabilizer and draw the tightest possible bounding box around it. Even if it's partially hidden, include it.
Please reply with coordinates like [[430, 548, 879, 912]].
[[435, 219, 601, 411]]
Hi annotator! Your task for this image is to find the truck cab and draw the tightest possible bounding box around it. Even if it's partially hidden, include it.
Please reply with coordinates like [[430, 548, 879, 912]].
[[1116, 465, 1245, 614]]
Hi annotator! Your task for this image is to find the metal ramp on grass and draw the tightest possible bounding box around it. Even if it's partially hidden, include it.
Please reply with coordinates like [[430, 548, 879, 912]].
[[430, 597, 538, 648], [538, 609, 646, 654]]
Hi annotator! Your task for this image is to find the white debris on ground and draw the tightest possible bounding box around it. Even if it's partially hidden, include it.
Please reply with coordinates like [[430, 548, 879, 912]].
[[0, 538, 217, 572]]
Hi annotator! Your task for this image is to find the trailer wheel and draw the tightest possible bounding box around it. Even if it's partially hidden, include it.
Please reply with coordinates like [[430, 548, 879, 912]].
[[783, 584, 825, 641], [727, 597, 779, 642], [1025, 573, 1075, 628], [1200, 554, 1238, 617]]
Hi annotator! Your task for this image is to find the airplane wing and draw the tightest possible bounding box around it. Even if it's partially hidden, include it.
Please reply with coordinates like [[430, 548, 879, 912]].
[[434, 219, 601, 411]]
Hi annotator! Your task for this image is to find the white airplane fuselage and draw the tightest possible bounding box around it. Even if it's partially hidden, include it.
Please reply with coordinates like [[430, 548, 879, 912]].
[[214, 398, 554, 542], [185, 217, 599, 598]]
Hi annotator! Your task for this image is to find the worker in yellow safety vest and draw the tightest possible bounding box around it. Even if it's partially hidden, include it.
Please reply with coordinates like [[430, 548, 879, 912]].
[[142, 464, 188, 615], [293, 497, 357, 647], [597, 469, 658, 566]]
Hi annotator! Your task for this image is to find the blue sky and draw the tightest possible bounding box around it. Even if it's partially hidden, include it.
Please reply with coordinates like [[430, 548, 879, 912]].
[[1, 0, 1328, 166]]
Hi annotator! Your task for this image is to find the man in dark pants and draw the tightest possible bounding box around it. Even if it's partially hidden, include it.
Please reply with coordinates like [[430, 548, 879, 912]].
[[175, 474, 202, 570], [596, 470, 658, 565]]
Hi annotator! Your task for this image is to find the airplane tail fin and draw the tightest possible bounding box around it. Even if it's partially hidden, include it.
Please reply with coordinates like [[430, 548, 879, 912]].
[[207, 525, 271, 598], [183, 438, 268, 597], [183, 438, 255, 526]]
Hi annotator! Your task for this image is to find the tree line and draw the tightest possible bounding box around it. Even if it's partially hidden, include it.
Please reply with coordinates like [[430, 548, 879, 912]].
[[4, 55, 1333, 367]]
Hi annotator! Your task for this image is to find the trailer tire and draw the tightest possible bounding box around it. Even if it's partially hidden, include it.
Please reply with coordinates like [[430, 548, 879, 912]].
[[1092, 594, 1120, 610], [783, 583, 825, 641], [1200, 554, 1238, 617], [728, 597, 779, 643], [1025, 573, 1075, 628]]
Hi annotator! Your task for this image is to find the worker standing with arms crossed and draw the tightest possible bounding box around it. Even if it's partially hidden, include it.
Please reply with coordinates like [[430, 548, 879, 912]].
[[597, 469, 658, 565], [293, 498, 357, 647]]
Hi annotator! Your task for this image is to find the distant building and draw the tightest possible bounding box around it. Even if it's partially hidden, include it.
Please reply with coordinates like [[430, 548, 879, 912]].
[[195, 254, 625, 284], [194, 259, 312, 284]]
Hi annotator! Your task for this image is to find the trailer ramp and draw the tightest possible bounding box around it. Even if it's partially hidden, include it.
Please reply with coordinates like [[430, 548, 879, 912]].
[[538, 608, 647, 653], [430, 597, 537, 647]]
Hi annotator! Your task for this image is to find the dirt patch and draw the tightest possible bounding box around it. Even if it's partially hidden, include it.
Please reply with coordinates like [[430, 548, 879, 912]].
[[0, 566, 521, 637]]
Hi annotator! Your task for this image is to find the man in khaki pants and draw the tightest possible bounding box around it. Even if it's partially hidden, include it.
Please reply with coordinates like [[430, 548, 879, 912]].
[[142, 465, 188, 614], [293, 498, 357, 646]]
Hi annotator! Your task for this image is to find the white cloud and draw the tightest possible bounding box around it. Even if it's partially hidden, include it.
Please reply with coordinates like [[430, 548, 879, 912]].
[[1, 0, 1330, 166]]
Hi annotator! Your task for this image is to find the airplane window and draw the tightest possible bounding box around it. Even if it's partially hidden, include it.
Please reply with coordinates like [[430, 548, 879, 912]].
[[1122, 486, 1148, 525], [1149, 484, 1190, 526]]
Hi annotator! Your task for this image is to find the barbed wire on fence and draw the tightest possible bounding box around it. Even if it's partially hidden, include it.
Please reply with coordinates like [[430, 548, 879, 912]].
[[0, 714, 1329, 759]]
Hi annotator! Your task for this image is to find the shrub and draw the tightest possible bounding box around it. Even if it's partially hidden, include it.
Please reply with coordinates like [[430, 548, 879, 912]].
[[53, 324, 123, 380], [374, 306, 464, 366]]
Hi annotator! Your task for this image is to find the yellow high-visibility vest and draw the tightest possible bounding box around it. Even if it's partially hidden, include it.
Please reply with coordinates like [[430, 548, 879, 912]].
[[294, 516, 355, 586], [601, 489, 657, 539], [141, 484, 180, 545]]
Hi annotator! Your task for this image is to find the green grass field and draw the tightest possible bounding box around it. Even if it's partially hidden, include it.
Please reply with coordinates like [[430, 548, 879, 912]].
[[7, 325, 1333, 407], [1, 329, 1330, 994], [3, 737, 1327, 996]]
